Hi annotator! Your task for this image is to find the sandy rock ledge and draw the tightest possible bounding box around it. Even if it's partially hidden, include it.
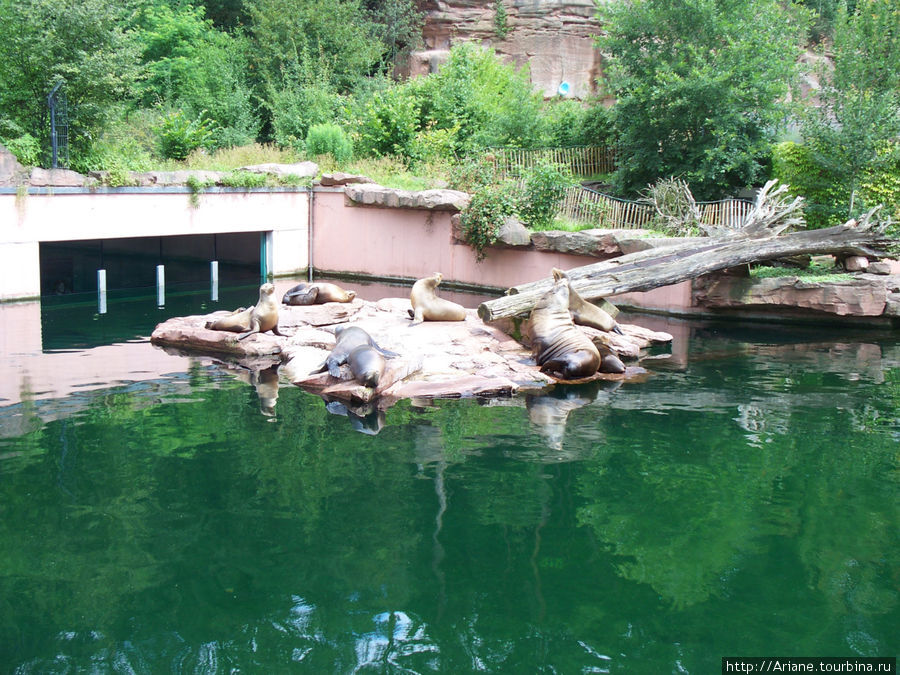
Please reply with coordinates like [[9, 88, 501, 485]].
[[150, 296, 672, 409]]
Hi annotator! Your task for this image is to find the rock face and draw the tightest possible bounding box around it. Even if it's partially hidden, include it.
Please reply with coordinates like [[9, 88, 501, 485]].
[[344, 184, 470, 211], [408, 0, 603, 99], [693, 274, 900, 318], [0, 144, 26, 185]]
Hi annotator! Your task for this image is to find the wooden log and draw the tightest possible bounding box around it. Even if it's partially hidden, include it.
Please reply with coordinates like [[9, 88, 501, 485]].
[[478, 209, 893, 322]]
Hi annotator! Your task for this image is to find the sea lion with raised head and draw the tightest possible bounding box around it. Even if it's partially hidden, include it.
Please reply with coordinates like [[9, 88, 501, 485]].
[[282, 281, 356, 305], [204, 283, 286, 340], [527, 275, 601, 380], [409, 273, 466, 322], [313, 325, 398, 388], [551, 268, 623, 334]]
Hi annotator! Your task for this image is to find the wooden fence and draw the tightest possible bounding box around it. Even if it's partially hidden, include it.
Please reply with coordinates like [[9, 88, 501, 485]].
[[485, 146, 755, 230], [560, 186, 754, 230], [488, 146, 616, 179]]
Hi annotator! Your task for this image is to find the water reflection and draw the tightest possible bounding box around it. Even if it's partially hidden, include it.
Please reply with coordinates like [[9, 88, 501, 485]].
[[1, 300, 898, 672]]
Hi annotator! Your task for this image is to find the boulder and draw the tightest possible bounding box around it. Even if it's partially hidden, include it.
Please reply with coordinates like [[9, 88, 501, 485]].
[[496, 216, 532, 247], [843, 255, 869, 272], [319, 172, 375, 187], [0, 144, 26, 185], [28, 167, 88, 187], [344, 184, 470, 211], [145, 170, 225, 186], [238, 161, 319, 178], [694, 274, 891, 317]]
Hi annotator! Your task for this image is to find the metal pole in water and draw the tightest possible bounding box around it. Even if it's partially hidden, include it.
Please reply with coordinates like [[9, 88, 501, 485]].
[[210, 260, 219, 302], [156, 264, 165, 307], [97, 269, 107, 314]]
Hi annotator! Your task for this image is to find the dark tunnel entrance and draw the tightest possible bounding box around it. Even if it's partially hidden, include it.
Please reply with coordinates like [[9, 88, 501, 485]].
[[39, 232, 263, 296]]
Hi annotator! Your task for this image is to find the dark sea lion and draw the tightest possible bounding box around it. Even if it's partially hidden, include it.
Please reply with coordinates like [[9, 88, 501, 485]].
[[409, 272, 466, 322], [528, 275, 601, 380], [551, 268, 623, 334], [314, 325, 398, 387], [204, 283, 286, 340], [282, 281, 357, 305]]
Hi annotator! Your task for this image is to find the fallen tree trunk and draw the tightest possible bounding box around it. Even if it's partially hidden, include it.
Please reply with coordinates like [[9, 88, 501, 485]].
[[478, 184, 894, 322]]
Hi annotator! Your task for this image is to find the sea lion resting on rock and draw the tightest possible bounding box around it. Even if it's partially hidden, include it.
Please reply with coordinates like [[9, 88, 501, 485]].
[[313, 325, 398, 388], [528, 275, 601, 380], [204, 283, 286, 340], [551, 268, 623, 335], [409, 273, 466, 322], [282, 281, 356, 305]]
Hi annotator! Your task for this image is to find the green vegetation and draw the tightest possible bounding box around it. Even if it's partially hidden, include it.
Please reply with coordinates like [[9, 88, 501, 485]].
[[0, 0, 896, 243], [596, 0, 808, 201], [749, 260, 853, 282]]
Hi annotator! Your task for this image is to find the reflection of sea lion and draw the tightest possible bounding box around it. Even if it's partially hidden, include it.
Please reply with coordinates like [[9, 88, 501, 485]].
[[325, 399, 386, 435], [252, 365, 280, 417], [528, 275, 600, 380], [552, 268, 622, 334], [409, 273, 466, 322], [205, 283, 286, 340], [314, 325, 398, 387], [282, 281, 356, 305]]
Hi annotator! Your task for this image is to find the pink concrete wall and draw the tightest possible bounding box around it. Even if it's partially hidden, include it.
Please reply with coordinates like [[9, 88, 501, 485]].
[[311, 190, 697, 312], [314, 190, 607, 289]]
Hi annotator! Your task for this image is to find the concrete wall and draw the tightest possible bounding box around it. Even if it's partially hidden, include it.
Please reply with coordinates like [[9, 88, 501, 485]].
[[0, 187, 310, 301], [1, 185, 692, 312], [311, 189, 693, 312]]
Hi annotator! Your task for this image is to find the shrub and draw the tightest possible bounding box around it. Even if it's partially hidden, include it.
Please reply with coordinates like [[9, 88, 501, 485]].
[[156, 110, 213, 161], [1, 132, 41, 166], [305, 123, 353, 162], [459, 181, 519, 261], [771, 141, 846, 228], [518, 161, 574, 229], [352, 85, 420, 158]]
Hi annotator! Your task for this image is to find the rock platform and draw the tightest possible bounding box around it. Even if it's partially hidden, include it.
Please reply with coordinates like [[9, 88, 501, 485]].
[[150, 296, 673, 410]]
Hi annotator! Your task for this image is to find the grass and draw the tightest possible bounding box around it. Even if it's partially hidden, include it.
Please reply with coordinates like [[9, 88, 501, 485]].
[[749, 260, 854, 283]]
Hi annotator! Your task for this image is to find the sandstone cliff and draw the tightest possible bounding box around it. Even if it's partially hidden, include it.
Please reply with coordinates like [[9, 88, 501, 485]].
[[406, 0, 604, 99]]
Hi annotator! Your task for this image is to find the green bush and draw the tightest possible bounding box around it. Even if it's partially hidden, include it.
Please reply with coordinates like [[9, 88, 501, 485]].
[[518, 161, 574, 229], [771, 141, 846, 228], [459, 181, 519, 261], [156, 110, 213, 161], [1, 132, 41, 166], [305, 123, 353, 162], [352, 85, 420, 158]]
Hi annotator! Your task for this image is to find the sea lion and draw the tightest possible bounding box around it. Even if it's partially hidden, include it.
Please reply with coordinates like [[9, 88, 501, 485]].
[[408, 273, 466, 322], [204, 283, 286, 340], [282, 281, 356, 305], [551, 268, 623, 334], [527, 275, 601, 380], [313, 325, 398, 388]]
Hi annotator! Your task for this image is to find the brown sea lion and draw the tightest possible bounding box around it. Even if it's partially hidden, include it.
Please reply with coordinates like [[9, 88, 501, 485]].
[[282, 281, 356, 305], [204, 283, 286, 340], [551, 268, 623, 334], [408, 272, 466, 322], [313, 325, 398, 388], [528, 275, 601, 380]]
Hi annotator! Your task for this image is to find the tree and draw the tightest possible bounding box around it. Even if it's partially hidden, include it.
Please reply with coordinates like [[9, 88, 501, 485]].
[[248, 0, 386, 93], [596, 0, 809, 200], [0, 0, 141, 163], [800, 0, 900, 225], [136, 2, 259, 148], [364, 0, 424, 70]]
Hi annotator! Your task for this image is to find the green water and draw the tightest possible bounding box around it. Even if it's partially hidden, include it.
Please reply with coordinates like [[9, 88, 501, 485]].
[[1, 290, 898, 673]]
